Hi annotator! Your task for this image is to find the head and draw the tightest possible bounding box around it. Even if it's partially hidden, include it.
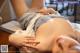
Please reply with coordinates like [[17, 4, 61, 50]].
[[52, 35, 80, 53]]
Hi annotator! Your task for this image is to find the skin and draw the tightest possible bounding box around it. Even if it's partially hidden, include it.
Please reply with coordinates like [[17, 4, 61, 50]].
[[9, 18, 80, 52], [11, 0, 44, 18], [9, 0, 80, 53]]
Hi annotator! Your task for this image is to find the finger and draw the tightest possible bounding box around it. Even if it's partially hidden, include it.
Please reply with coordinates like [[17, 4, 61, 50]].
[[48, 8, 56, 12], [25, 40, 40, 45], [47, 8, 57, 14], [25, 37, 36, 41], [25, 35, 35, 38], [23, 42, 37, 48], [24, 39, 40, 46]]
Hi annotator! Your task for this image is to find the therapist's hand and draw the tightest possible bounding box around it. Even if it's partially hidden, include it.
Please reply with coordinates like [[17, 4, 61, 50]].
[[9, 30, 39, 47], [38, 7, 57, 15]]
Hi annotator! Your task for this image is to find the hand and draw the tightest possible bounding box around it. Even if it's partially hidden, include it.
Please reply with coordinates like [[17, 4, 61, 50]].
[[38, 7, 57, 15], [9, 30, 39, 47]]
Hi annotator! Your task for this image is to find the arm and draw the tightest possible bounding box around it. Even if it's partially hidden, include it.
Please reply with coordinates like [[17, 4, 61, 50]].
[[31, 0, 44, 10], [11, 0, 45, 19], [11, 0, 29, 18], [31, 0, 57, 15]]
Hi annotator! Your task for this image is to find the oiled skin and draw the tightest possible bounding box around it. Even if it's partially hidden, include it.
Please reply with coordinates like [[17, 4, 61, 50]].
[[9, 0, 80, 53]]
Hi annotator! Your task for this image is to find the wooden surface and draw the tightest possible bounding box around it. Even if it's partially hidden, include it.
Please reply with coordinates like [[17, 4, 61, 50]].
[[0, 29, 17, 53]]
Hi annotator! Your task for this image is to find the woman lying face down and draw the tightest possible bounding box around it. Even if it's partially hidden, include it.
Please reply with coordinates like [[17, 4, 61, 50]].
[[9, 0, 80, 53], [9, 27, 80, 53], [9, 17, 80, 53]]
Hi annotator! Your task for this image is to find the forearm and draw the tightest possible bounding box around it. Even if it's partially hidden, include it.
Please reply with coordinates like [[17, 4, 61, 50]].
[[11, 0, 29, 18], [31, 0, 45, 10]]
